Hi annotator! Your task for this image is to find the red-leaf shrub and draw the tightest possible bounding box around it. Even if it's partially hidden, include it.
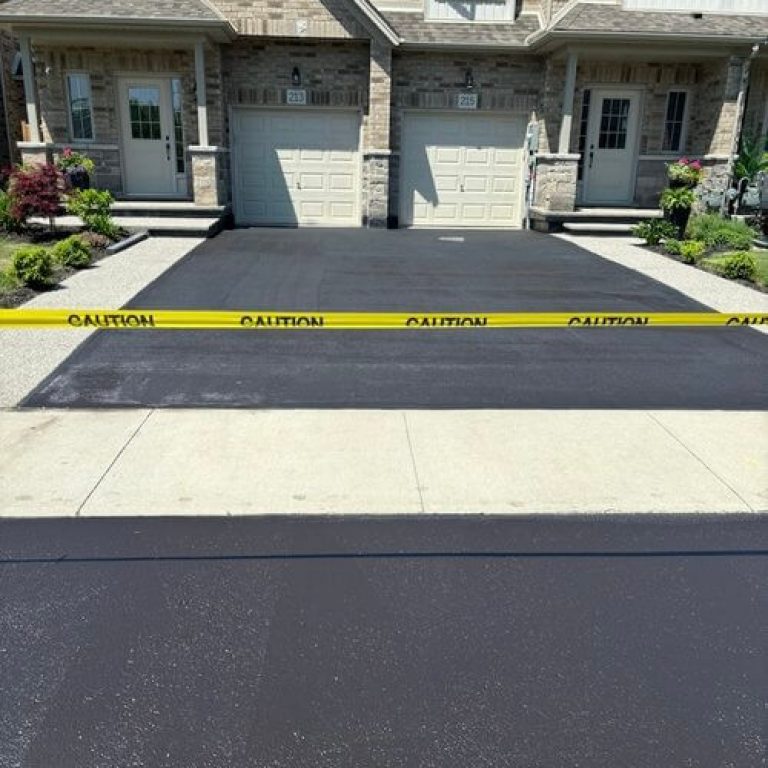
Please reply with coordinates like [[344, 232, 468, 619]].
[[8, 164, 65, 225]]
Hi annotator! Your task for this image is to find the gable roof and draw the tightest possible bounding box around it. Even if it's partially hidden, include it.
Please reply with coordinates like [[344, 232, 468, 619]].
[[0, 0, 224, 23], [382, 11, 539, 47], [551, 2, 768, 40]]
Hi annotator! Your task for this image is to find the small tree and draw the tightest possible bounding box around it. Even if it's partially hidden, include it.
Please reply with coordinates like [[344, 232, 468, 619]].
[[8, 164, 65, 230]]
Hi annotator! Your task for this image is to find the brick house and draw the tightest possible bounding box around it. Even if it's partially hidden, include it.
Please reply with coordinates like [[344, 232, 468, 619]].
[[0, 0, 766, 228]]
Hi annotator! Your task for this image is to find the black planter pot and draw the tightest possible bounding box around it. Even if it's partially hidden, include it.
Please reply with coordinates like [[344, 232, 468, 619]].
[[665, 207, 692, 239], [65, 166, 91, 191]]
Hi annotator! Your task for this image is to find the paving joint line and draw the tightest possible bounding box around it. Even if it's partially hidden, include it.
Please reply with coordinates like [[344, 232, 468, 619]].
[[75, 409, 155, 518], [402, 412, 426, 514], [645, 411, 756, 513]]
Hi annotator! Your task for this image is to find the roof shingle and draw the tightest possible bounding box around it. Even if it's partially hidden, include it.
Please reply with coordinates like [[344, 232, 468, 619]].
[[553, 3, 768, 39], [380, 11, 539, 46], [0, 0, 222, 22]]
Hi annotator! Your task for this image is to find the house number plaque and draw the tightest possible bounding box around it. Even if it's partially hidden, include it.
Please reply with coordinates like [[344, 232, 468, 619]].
[[457, 93, 478, 110], [286, 88, 308, 105]]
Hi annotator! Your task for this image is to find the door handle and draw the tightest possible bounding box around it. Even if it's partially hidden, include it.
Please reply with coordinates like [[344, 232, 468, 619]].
[[297, 180, 302, 190], [588, 145, 595, 169], [165, 136, 171, 161], [460, 183, 465, 193]]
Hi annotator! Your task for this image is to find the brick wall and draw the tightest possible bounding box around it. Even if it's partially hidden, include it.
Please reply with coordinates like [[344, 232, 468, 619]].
[[0, 32, 24, 166], [211, 0, 369, 38], [31, 43, 224, 196]]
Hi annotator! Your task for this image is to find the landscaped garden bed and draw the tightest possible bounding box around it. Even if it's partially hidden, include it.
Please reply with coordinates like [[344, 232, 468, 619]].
[[631, 152, 768, 293], [0, 148, 125, 308]]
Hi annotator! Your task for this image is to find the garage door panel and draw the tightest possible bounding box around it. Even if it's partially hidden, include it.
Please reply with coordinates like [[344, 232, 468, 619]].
[[233, 110, 360, 226], [401, 114, 524, 228]]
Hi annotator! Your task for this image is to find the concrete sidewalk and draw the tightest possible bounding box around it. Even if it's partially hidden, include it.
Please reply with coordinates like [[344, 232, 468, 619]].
[[1, 409, 765, 516]]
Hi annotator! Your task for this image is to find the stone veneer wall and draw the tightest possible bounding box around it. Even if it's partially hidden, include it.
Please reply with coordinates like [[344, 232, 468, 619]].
[[533, 154, 578, 211], [743, 60, 767, 140], [31, 44, 224, 197], [389, 50, 544, 222]]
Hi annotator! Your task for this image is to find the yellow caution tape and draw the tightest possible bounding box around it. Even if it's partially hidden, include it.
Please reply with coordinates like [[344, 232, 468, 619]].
[[1, 309, 767, 329]]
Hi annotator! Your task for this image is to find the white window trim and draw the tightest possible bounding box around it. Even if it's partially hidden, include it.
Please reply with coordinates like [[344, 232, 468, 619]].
[[423, 0, 515, 23], [66, 71, 95, 143], [660, 89, 690, 154]]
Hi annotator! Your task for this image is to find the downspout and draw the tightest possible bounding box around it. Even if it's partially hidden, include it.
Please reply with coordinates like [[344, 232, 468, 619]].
[[721, 40, 764, 215]]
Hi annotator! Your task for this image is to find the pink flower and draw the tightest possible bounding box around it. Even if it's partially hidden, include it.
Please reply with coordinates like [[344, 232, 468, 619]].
[[690, 160, 702, 170], [62, 147, 73, 157]]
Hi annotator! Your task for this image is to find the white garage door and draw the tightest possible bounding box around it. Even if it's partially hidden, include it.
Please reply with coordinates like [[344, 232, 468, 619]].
[[400, 113, 526, 228], [232, 109, 361, 226]]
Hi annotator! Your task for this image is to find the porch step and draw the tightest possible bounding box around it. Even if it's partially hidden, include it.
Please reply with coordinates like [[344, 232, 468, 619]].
[[529, 206, 661, 233], [562, 222, 636, 234], [111, 201, 228, 220], [32, 214, 228, 238]]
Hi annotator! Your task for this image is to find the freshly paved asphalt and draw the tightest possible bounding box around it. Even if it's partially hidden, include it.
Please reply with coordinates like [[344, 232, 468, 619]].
[[21, 229, 768, 409], [1, 515, 765, 768]]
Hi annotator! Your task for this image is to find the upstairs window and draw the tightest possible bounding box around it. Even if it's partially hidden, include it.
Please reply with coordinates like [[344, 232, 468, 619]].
[[67, 73, 94, 141], [425, 0, 514, 22], [662, 91, 688, 153]]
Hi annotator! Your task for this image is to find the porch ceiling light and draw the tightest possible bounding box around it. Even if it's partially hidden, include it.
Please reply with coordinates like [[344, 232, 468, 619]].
[[292, 67, 301, 86], [465, 68, 474, 89]]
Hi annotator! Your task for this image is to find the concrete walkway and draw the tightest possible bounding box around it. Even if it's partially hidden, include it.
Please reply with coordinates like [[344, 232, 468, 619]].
[[557, 234, 768, 332], [0, 237, 201, 406], [1, 409, 765, 516]]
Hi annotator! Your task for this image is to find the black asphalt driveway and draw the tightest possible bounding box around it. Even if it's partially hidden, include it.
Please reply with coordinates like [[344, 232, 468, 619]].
[[22, 229, 768, 408], [1, 515, 765, 768]]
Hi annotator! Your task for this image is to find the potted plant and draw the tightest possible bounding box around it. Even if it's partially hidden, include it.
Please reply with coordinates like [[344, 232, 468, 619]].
[[56, 147, 95, 191], [660, 186, 696, 238], [666, 157, 703, 189]]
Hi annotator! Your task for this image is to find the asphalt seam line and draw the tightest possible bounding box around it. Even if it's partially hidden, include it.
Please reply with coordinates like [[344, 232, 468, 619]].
[[75, 409, 155, 518], [645, 411, 756, 513], [402, 413, 426, 514]]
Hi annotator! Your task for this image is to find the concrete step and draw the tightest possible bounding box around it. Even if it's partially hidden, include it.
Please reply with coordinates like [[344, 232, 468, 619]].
[[111, 201, 228, 219], [32, 214, 226, 238], [529, 206, 660, 233], [562, 222, 636, 234]]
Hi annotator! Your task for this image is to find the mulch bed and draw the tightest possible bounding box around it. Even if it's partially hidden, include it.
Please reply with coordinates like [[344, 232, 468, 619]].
[[0, 226, 122, 309], [639, 242, 768, 295]]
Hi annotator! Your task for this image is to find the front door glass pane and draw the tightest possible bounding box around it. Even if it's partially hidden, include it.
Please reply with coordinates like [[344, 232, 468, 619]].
[[128, 87, 162, 140], [598, 98, 630, 150]]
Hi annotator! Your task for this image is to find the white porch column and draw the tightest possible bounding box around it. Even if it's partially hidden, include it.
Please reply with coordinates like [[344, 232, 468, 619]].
[[558, 51, 578, 155], [194, 40, 209, 147], [19, 34, 41, 144]]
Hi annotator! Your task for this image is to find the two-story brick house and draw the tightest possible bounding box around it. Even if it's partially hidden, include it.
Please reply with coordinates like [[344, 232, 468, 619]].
[[0, 0, 766, 229]]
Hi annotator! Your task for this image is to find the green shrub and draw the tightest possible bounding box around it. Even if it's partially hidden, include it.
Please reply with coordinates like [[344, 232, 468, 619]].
[[686, 214, 755, 250], [660, 186, 696, 212], [88, 213, 119, 240], [719, 251, 757, 281], [664, 238, 683, 255], [680, 240, 706, 264], [66, 188, 119, 239], [12, 245, 53, 287], [53, 235, 92, 268], [631, 219, 677, 246], [0, 189, 23, 232]]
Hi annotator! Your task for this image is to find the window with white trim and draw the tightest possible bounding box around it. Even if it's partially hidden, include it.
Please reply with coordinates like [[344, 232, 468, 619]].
[[67, 73, 94, 141], [662, 91, 688, 153], [425, 0, 514, 22]]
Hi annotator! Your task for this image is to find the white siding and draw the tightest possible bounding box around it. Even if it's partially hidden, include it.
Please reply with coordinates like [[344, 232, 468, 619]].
[[623, 0, 766, 12], [425, 0, 515, 21]]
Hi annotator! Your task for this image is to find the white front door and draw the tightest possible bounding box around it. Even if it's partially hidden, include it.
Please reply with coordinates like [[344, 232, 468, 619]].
[[583, 90, 640, 205], [400, 113, 525, 228], [119, 78, 176, 196]]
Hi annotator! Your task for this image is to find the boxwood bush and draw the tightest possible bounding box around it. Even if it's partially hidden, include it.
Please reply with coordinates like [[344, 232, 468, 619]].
[[53, 235, 92, 268], [720, 251, 757, 281], [680, 240, 706, 264], [12, 246, 53, 287]]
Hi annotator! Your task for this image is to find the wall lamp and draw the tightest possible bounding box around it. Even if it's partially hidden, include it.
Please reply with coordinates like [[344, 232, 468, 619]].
[[291, 66, 301, 86], [464, 68, 475, 89]]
